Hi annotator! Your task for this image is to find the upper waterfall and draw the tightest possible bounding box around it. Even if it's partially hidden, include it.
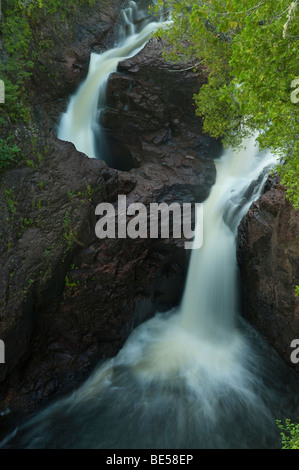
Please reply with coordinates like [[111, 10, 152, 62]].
[[58, 2, 168, 161]]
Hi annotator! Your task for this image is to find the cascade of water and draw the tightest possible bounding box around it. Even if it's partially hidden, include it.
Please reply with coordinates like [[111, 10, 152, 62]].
[[180, 137, 276, 341], [57, 1, 167, 162], [1, 2, 299, 451], [118, 1, 141, 42]]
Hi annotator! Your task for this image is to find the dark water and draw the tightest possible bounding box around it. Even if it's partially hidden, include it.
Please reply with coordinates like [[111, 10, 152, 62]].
[[1, 314, 298, 449]]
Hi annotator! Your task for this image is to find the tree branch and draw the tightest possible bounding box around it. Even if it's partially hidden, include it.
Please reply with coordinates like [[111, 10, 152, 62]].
[[168, 60, 204, 73], [283, 1, 297, 38]]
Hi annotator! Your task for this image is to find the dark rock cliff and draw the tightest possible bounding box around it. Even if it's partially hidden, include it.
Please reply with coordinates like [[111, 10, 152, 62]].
[[237, 179, 299, 373], [102, 39, 220, 170]]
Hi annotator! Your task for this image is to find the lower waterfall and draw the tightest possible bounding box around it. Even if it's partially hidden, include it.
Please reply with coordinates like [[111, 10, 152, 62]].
[[1, 138, 299, 449]]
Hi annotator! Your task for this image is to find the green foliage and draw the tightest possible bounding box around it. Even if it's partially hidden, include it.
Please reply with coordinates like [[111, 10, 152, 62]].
[[0, 136, 21, 171], [277, 419, 299, 449], [0, 0, 96, 123], [154, 0, 299, 207], [0, 79, 29, 123], [4, 188, 18, 214], [63, 208, 78, 249], [77, 184, 98, 204], [65, 272, 80, 289], [18, 217, 35, 237]]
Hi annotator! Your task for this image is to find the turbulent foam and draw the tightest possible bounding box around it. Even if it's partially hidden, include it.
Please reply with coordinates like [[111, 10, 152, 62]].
[[2, 311, 298, 449]]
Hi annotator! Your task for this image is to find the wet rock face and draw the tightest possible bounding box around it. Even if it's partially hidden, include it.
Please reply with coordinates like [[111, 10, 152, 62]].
[[29, 0, 126, 129], [237, 180, 299, 373], [0, 135, 216, 418], [102, 38, 222, 169]]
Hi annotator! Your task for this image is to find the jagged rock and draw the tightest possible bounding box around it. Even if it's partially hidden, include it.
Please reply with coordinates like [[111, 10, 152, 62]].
[[237, 180, 299, 373]]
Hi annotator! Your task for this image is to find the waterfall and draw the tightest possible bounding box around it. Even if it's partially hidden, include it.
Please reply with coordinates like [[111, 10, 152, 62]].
[[2, 136, 299, 449], [57, 1, 166, 161], [180, 137, 276, 340], [1, 2, 299, 450]]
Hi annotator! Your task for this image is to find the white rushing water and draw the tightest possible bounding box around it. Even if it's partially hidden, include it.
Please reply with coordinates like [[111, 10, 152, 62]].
[[2, 1, 299, 450], [58, 1, 167, 160], [180, 137, 276, 340]]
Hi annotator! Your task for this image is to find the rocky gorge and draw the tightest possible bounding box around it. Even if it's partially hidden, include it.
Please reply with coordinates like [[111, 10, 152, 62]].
[[0, 0, 298, 440], [0, 0, 219, 425]]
